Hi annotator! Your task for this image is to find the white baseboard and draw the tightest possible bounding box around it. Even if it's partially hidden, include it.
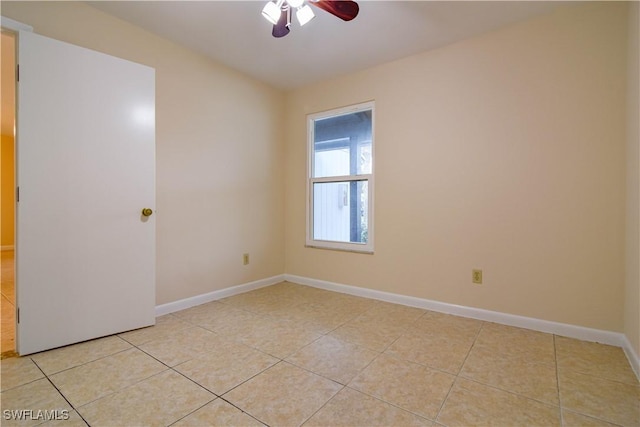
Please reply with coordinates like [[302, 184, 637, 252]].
[[155, 274, 285, 317], [285, 274, 640, 380], [622, 334, 640, 381], [1, 245, 14, 251], [153, 272, 639, 381]]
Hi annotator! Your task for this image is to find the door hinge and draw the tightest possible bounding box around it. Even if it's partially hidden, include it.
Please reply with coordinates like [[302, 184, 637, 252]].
[[17, 307, 19, 324], [16, 64, 19, 82], [16, 186, 19, 202]]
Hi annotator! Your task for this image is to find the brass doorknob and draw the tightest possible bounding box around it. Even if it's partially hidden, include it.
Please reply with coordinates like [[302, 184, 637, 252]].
[[141, 208, 153, 217]]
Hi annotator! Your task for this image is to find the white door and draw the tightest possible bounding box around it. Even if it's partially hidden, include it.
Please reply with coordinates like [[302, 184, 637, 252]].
[[16, 31, 156, 355]]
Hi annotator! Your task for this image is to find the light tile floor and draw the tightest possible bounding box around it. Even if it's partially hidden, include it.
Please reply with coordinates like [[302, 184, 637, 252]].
[[1, 282, 638, 426]]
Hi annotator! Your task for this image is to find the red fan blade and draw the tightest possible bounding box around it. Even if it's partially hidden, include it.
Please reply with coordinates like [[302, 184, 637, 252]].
[[309, 0, 359, 21], [272, 7, 290, 38]]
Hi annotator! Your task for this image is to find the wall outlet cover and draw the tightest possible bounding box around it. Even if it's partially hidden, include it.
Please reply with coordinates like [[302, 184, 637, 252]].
[[472, 269, 483, 284]]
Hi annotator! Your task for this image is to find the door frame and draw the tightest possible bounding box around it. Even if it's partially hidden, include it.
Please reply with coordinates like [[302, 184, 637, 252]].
[[0, 16, 30, 356], [8, 22, 155, 354]]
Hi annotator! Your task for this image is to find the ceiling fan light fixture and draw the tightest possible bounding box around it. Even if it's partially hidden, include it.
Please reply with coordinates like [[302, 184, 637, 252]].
[[286, 0, 304, 8], [296, 4, 315, 26], [262, 0, 284, 25], [265, 0, 358, 38]]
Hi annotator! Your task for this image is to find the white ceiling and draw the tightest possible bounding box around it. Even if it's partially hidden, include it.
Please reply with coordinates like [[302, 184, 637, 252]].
[[88, 1, 575, 90]]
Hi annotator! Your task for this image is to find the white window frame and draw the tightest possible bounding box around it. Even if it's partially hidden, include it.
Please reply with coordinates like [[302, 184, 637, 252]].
[[306, 101, 375, 253]]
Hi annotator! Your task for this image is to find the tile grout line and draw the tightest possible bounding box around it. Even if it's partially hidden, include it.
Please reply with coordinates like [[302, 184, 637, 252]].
[[294, 308, 472, 424], [216, 395, 272, 427], [553, 334, 564, 426], [67, 367, 171, 412], [554, 334, 640, 423], [341, 383, 437, 424], [116, 332, 277, 427], [30, 357, 92, 427], [159, 333, 285, 426], [297, 383, 346, 427], [551, 343, 629, 427], [346, 310, 452, 422], [556, 363, 640, 387], [122, 342, 216, 410], [182, 294, 384, 425], [8, 283, 637, 426], [89, 345, 217, 426], [213, 360, 293, 427], [448, 336, 567, 411], [432, 320, 486, 424], [166, 400, 216, 427], [452, 320, 485, 377], [31, 335, 135, 376]]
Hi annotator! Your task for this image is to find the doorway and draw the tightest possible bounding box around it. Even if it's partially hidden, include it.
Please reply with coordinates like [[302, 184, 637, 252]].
[[1, 25, 156, 356], [0, 29, 16, 357]]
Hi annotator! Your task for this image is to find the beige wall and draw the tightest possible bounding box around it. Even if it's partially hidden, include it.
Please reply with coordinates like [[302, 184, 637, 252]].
[[1, 1, 286, 305], [625, 1, 640, 355], [1, 32, 16, 137], [1, 134, 14, 248], [1, 31, 15, 249], [285, 2, 628, 332], [2, 1, 634, 338]]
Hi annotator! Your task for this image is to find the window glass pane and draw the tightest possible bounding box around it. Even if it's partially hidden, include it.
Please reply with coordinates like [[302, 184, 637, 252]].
[[314, 147, 349, 177], [313, 180, 368, 244], [307, 102, 373, 252], [358, 141, 372, 175], [313, 110, 372, 178]]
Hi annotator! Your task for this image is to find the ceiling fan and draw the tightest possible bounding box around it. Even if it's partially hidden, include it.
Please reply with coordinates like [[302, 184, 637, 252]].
[[262, 0, 359, 38]]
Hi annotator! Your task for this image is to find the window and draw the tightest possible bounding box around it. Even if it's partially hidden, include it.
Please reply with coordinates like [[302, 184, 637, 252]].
[[307, 101, 374, 252]]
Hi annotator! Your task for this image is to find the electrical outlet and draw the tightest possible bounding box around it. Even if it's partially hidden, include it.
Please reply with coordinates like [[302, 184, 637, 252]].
[[243, 253, 250, 265], [472, 269, 483, 284]]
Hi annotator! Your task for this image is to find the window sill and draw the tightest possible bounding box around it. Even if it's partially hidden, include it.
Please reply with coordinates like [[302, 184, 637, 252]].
[[305, 243, 374, 254]]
